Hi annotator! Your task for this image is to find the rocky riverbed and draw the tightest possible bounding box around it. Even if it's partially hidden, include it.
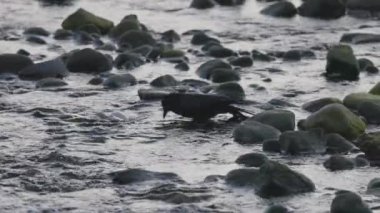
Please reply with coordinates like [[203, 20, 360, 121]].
[[1, 0, 380, 212]]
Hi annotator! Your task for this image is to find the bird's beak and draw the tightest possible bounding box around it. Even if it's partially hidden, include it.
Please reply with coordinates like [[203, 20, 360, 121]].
[[163, 109, 168, 118]]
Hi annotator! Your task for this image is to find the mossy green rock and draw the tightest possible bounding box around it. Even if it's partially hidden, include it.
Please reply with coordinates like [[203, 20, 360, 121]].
[[343, 92, 380, 110], [302, 103, 366, 140], [210, 68, 240, 83], [331, 191, 372, 213], [109, 19, 142, 39], [369, 83, 380, 95], [62, 8, 114, 35], [357, 132, 380, 164], [117, 30, 155, 48], [325, 45, 359, 80], [211, 82, 245, 101]]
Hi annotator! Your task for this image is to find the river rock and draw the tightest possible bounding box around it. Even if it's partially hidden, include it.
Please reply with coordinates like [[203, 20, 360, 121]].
[[233, 120, 281, 144], [279, 129, 326, 155], [331, 191, 372, 213], [261, 1, 297, 18], [300, 104, 366, 140], [298, 0, 346, 19], [248, 109, 295, 132], [229, 56, 253, 67], [302, 97, 342, 112], [19, 58, 69, 80], [341, 33, 380, 44], [117, 30, 156, 49], [160, 49, 185, 59], [235, 152, 268, 167], [263, 140, 281, 153], [210, 82, 245, 101], [150, 75, 178, 87], [215, 0, 245, 6], [347, 0, 380, 12], [196, 59, 232, 79], [210, 68, 240, 83], [325, 133, 359, 154], [114, 52, 145, 70], [264, 205, 289, 213], [103, 74, 137, 89], [62, 8, 114, 34], [343, 93, 380, 110], [323, 155, 355, 171], [369, 83, 380, 95], [325, 45, 359, 81], [190, 0, 215, 9], [111, 168, 184, 184], [226, 161, 315, 198], [367, 178, 380, 196], [0, 54, 33, 74], [252, 50, 276, 62], [36, 78, 68, 88], [175, 62, 190, 71], [54, 29, 73, 40], [358, 101, 380, 124], [191, 32, 219, 45], [66, 48, 113, 73], [207, 46, 234, 58], [357, 132, 380, 166], [109, 15, 142, 39], [24, 27, 50, 36]]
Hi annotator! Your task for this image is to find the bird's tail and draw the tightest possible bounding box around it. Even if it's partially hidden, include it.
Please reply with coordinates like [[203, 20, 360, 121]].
[[228, 105, 255, 117]]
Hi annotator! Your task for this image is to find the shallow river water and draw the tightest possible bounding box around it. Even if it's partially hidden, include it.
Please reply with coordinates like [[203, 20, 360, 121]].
[[0, 0, 380, 212]]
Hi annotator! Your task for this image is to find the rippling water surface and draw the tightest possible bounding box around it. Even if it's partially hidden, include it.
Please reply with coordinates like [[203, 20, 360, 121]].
[[0, 0, 380, 212]]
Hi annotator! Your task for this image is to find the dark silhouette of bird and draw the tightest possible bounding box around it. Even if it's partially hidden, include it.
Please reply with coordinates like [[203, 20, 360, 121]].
[[161, 93, 253, 121]]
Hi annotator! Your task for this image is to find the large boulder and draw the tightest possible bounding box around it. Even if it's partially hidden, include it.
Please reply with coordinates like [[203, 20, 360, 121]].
[[233, 120, 281, 144], [196, 59, 232, 79], [325, 45, 360, 81], [0, 54, 33, 74], [260, 1, 297, 18], [226, 161, 315, 198], [117, 30, 156, 49], [103, 74, 137, 89], [279, 129, 326, 155], [331, 191, 372, 213], [62, 8, 114, 34], [248, 109, 295, 132], [347, 0, 380, 12], [298, 0, 346, 19], [357, 132, 380, 166], [66, 48, 113, 74], [302, 97, 342, 113], [343, 93, 380, 110], [18, 58, 69, 80], [300, 103, 366, 140]]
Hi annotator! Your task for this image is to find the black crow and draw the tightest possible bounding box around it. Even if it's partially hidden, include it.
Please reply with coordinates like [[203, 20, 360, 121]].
[[161, 93, 253, 121]]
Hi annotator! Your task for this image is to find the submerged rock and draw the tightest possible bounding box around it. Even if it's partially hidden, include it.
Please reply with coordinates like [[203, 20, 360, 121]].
[[191, 32, 219, 45], [229, 56, 253, 67], [162, 30, 181, 43], [103, 74, 137, 89], [24, 27, 50, 36], [62, 8, 114, 34], [264, 205, 289, 213], [357, 132, 380, 166], [331, 191, 372, 213], [190, 0, 215, 9], [19, 58, 68, 80], [300, 104, 366, 140], [233, 120, 281, 144], [66, 48, 113, 73], [36, 78, 68, 88], [298, 0, 346, 19], [325, 45, 359, 81], [226, 161, 315, 198], [0, 54, 33, 74], [325, 133, 359, 154], [110, 168, 184, 184], [260, 1, 297, 18], [323, 155, 355, 171], [341, 33, 380, 44]]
